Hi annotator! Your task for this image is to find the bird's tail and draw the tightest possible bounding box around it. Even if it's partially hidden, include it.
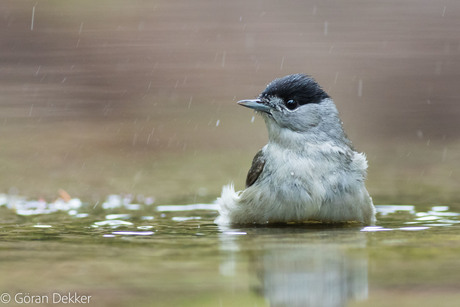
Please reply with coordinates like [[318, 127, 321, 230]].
[[214, 183, 240, 225]]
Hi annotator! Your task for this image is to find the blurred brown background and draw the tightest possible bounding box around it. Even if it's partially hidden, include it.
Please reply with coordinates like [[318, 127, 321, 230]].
[[1, 0, 459, 205]]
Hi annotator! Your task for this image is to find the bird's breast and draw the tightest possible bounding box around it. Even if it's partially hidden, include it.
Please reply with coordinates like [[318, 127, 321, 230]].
[[261, 142, 358, 201]]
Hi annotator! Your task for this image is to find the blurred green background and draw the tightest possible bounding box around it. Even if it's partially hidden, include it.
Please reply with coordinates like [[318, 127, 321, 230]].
[[1, 0, 459, 206]]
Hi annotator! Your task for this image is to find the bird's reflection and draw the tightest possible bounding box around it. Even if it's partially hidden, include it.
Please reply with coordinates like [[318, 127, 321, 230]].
[[219, 225, 368, 307]]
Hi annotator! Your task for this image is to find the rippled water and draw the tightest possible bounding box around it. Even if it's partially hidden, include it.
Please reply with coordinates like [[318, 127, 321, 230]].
[[1, 195, 459, 307]]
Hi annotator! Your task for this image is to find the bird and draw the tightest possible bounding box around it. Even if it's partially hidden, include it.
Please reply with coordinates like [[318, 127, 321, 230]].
[[215, 74, 376, 225]]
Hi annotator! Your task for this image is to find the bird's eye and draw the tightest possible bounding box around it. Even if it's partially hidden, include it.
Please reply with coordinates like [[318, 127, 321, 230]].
[[285, 99, 298, 110]]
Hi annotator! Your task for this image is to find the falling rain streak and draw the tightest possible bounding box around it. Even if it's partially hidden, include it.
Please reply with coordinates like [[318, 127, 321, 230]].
[[30, 5, 36, 31]]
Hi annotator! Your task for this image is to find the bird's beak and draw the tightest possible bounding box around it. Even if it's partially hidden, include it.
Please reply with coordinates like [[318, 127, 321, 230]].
[[237, 99, 271, 114]]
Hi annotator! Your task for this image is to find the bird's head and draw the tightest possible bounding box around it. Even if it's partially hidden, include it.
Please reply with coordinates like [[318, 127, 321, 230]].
[[238, 74, 347, 145]]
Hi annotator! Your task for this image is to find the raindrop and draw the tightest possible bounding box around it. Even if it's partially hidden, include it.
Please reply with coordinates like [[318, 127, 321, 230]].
[[79, 22, 84, 34], [92, 201, 99, 209], [31, 4, 36, 31], [251, 116, 255, 123], [324, 21, 328, 36], [216, 119, 220, 127], [280, 56, 285, 70], [147, 127, 155, 144]]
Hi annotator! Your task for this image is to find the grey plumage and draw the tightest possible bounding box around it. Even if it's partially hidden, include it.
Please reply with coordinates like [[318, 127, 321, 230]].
[[215, 74, 376, 225]]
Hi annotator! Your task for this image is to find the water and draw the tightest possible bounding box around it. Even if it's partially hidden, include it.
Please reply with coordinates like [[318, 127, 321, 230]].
[[1, 195, 459, 307]]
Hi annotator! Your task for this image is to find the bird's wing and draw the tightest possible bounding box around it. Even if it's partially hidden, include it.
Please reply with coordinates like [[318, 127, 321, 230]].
[[246, 149, 265, 188]]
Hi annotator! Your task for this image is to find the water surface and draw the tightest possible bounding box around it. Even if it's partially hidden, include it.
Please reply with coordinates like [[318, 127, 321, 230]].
[[1, 197, 459, 307]]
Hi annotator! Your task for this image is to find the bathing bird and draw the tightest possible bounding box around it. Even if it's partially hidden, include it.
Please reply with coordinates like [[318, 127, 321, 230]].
[[215, 74, 376, 225]]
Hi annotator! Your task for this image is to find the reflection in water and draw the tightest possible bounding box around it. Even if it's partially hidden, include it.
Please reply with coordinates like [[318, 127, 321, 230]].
[[257, 244, 367, 307], [219, 228, 368, 307]]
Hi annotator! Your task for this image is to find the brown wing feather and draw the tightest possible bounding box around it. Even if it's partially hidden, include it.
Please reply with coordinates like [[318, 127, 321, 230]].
[[246, 149, 266, 188]]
